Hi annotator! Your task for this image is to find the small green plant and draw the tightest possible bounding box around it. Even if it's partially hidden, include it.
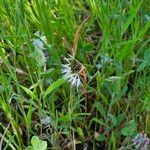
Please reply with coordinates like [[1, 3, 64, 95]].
[[26, 136, 47, 150], [0, 0, 150, 149]]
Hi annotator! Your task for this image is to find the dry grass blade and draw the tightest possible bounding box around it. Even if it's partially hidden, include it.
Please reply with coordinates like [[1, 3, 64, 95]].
[[73, 14, 91, 57], [62, 37, 73, 53]]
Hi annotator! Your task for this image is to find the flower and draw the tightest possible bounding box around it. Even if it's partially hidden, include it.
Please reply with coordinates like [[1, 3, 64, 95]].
[[101, 53, 112, 64], [62, 64, 72, 76], [33, 39, 44, 49], [68, 73, 81, 88], [61, 56, 82, 89], [34, 31, 47, 45], [132, 133, 150, 150], [40, 51, 46, 64], [32, 31, 47, 66], [41, 116, 51, 125], [96, 53, 113, 69]]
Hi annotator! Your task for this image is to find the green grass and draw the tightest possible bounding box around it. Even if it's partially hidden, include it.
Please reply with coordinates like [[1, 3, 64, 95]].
[[0, 0, 150, 149]]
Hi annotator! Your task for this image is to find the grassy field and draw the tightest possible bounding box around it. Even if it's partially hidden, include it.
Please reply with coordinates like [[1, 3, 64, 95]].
[[0, 0, 150, 149]]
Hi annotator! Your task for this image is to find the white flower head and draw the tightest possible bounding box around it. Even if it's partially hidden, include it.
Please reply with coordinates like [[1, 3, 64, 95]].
[[62, 64, 71, 76], [101, 53, 113, 64], [96, 53, 113, 69], [33, 39, 44, 50], [32, 31, 47, 66], [40, 51, 46, 64], [41, 116, 51, 125], [70, 73, 81, 88], [61, 56, 82, 89], [33, 31, 47, 50]]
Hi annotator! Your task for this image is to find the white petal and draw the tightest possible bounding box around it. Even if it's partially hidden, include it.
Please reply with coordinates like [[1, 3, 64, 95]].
[[33, 39, 44, 49], [41, 36, 47, 44], [34, 31, 40, 37], [70, 74, 81, 88], [41, 51, 46, 63], [76, 76, 81, 88], [71, 75, 77, 86]]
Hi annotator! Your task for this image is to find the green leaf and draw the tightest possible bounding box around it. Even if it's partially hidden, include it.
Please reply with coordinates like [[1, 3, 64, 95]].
[[137, 49, 150, 72], [121, 1, 143, 34], [96, 134, 106, 142], [31, 136, 40, 148], [94, 102, 106, 119], [143, 97, 150, 111], [43, 77, 66, 98], [77, 127, 84, 139], [116, 114, 125, 125], [144, 49, 150, 64], [121, 120, 137, 137], [111, 86, 128, 105], [29, 51, 39, 58], [145, 15, 150, 21], [137, 61, 146, 72], [19, 85, 37, 100], [88, 118, 105, 129], [108, 114, 117, 126], [25, 146, 33, 150], [26, 136, 47, 150], [40, 68, 54, 77], [37, 141, 47, 150], [56, 114, 70, 122], [138, 21, 150, 38]]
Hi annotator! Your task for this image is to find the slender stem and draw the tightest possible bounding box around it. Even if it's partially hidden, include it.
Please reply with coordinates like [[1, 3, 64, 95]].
[[69, 86, 74, 148]]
